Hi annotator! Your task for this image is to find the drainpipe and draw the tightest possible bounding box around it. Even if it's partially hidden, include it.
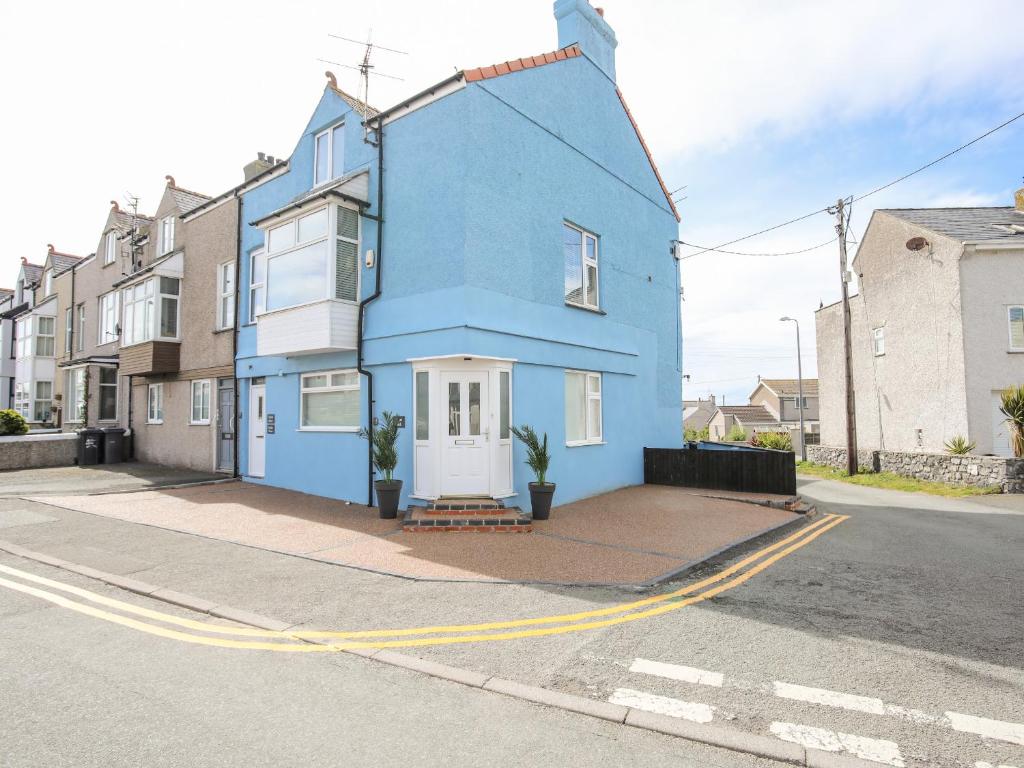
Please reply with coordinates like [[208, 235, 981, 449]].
[[357, 119, 385, 506], [232, 191, 242, 478], [65, 261, 77, 430]]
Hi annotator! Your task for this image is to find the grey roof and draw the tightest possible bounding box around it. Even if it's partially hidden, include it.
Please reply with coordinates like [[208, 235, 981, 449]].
[[21, 262, 43, 286], [329, 84, 379, 118], [52, 252, 84, 275], [881, 207, 1024, 244], [170, 186, 212, 214], [759, 378, 819, 397], [718, 405, 779, 424], [0, 288, 13, 301]]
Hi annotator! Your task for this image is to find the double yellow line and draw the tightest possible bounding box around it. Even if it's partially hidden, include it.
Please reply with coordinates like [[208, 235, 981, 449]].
[[0, 514, 847, 652]]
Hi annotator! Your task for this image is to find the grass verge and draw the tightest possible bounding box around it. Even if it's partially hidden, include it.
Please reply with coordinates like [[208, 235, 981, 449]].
[[796, 461, 1002, 497]]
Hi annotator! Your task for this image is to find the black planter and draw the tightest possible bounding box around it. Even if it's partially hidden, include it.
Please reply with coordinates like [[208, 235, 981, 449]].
[[375, 479, 403, 519], [527, 482, 555, 520]]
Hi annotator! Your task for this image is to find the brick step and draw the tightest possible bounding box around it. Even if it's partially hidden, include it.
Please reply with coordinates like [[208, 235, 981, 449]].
[[427, 498, 505, 512], [402, 506, 532, 533]]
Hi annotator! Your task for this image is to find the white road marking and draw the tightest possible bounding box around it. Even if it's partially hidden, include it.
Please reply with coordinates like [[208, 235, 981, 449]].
[[975, 761, 1021, 768], [947, 712, 1024, 746], [770, 722, 905, 767], [609, 688, 715, 723], [773, 681, 885, 715], [630, 658, 724, 687]]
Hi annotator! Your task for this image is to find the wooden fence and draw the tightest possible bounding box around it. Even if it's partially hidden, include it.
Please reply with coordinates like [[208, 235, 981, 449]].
[[644, 444, 796, 496]]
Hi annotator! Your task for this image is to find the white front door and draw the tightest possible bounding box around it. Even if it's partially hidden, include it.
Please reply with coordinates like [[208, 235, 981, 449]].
[[441, 371, 489, 496], [248, 383, 266, 477]]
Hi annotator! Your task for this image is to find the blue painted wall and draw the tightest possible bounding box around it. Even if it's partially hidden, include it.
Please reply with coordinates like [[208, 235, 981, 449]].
[[236, 50, 682, 508]]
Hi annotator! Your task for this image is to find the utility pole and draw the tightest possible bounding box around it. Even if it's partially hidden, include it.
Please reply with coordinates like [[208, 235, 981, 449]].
[[832, 197, 858, 475]]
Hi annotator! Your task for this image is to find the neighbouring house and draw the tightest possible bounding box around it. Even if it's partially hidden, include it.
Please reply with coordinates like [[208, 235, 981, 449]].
[[0, 288, 15, 410], [121, 177, 240, 474], [708, 404, 783, 441], [683, 395, 716, 434], [815, 187, 1024, 456], [749, 377, 820, 443], [234, 0, 682, 508]]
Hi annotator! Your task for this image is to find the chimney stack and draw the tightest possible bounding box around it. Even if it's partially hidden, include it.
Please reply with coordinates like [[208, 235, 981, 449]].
[[243, 152, 274, 182], [553, 0, 618, 81]]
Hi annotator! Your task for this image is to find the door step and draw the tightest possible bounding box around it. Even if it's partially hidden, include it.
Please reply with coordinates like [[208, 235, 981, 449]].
[[402, 505, 532, 533]]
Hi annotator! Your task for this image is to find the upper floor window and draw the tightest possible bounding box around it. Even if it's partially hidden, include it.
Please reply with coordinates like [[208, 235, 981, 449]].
[[563, 222, 599, 310], [872, 327, 885, 356], [76, 303, 85, 352], [122, 276, 180, 346], [264, 204, 359, 312], [1008, 306, 1024, 351], [64, 307, 73, 354], [14, 317, 29, 358], [248, 249, 265, 322], [43, 270, 52, 296], [104, 231, 118, 265], [35, 316, 54, 357], [565, 370, 602, 446], [314, 123, 345, 186], [217, 262, 235, 330], [98, 291, 119, 345], [158, 216, 175, 255]]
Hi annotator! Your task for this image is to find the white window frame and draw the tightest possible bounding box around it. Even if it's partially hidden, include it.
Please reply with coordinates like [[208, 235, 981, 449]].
[[248, 248, 265, 323], [217, 262, 235, 330], [66, 368, 86, 423], [299, 368, 361, 432], [14, 317, 29, 359], [64, 307, 73, 354], [97, 291, 119, 346], [121, 276, 180, 347], [158, 216, 175, 255], [104, 231, 118, 265], [35, 316, 55, 357], [1008, 305, 1024, 351], [313, 122, 345, 187], [97, 367, 118, 422], [147, 383, 164, 424], [565, 369, 603, 446], [872, 327, 885, 356], [563, 222, 600, 311], [33, 380, 53, 423], [190, 379, 212, 425], [43, 270, 52, 296], [76, 303, 85, 352]]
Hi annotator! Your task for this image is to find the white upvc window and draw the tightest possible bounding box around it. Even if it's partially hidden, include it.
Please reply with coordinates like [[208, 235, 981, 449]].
[[264, 204, 360, 312], [563, 222, 600, 310], [1008, 306, 1024, 351], [565, 370, 603, 446], [66, 368, 86, 423], [14, 317, 29, 359], [98, 291, 119, 345], [14, 382, 29, 419], [76, 303, 85, 352], [98, 367, 117, 421], [300, 369, 360, 430], [104, 231, 118, 265], [158, 216, 175, 255], [190, 379, 212, 425], [121, 276, 180, 346], [217, 262, 235, 330], [35, 316, 54, 357], [872, 327, 885, 356], [314, 122, 345, 186], [248, 248, 265, 323], [64, 307, 73, 354], [43, 270, 52, 296], [33, 381, 53, 422], [147, 383, 164, 424]]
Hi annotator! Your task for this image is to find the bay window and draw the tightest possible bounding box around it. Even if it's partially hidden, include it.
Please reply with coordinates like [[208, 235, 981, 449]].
[[314, 122, 345, 186], [34, 381, 52, 422], [14, 317, 29, 358], [148, 383, 164, 424], [190, 379, 212, 424], [121, 276, 180, 346], [218, 262, 235, 330], [14, 383, 28, 419], [300, 369, 360, 430], [35, 317, 54, 357], [98, 367, 117, 421], [563, 222, 599, 310], [98, 291, 119, 345], [565, 370, 602, 445], [264, 204, 359, 312], [67, 368, 86, 422]]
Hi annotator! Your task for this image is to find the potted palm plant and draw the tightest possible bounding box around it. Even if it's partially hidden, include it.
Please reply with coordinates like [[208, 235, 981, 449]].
[[999, 385, 1024, 458], [360, 411, 403, 519], [510, 424, 554, 520]]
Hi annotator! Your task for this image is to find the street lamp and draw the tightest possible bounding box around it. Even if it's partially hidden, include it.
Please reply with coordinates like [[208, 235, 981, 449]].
[[779, 316, 807, 461]]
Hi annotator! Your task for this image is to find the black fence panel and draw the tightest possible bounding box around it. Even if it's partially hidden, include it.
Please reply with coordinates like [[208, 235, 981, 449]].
[[644, 445, 796, 496]]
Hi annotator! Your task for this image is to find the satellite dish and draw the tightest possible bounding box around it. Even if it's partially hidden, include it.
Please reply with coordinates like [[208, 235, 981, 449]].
[[906, 236, 929, 251]]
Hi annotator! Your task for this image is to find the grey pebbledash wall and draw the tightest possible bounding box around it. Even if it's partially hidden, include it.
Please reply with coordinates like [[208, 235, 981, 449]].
[[807, 444, 1024, 493], [0, 433, 77, 470]]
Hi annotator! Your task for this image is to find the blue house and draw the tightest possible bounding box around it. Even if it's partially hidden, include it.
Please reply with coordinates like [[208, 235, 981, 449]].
[[234, 0, 682, 509]]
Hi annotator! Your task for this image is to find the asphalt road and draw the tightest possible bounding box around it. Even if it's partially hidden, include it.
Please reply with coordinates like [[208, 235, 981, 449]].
[[0, 477, 1021, 767]]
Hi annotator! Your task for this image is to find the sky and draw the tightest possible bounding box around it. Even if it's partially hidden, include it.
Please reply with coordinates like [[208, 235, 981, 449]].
[[2, 0, 1023, 406]]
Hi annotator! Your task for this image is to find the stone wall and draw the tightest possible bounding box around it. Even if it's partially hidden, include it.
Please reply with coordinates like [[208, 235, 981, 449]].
[[0, 432, 78, 470], [807, 444, 1024, 493]]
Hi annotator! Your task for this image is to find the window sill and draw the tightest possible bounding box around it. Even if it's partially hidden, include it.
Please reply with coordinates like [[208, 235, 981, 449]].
[[213, 327, 233, 335], [147, 420, 164, 425], [565, 301, 606, 316], [190, 420, 212, 426], [297, 426, 360, 433], [1008, 349, 1024, 354], [566, 440, 606, 448]]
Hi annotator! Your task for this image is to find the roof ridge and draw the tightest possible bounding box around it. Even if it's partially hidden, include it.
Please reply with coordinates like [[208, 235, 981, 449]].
[[169, 184, 212, 200], [463, 43, 582, 83], [880, 206, 1015, 212], [324, 73, 380, 117]]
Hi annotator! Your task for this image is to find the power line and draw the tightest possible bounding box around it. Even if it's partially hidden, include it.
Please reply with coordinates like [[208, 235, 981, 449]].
[[677, 236, 837, 259]]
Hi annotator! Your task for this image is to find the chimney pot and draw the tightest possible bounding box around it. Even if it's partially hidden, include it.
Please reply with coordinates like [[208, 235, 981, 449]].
[[267, 155, 275, 164], [595, 7, 604, 16], [258, 151, 266, 162]]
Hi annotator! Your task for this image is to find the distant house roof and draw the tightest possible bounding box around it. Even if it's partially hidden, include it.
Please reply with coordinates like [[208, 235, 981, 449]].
[[757, 378, 819, 397], [718, 405, 779, 424], [881, 207, 1024, 245], [0, 288, 13, 301], [20, 261, 43, 287], [170, 186, 212, 215]]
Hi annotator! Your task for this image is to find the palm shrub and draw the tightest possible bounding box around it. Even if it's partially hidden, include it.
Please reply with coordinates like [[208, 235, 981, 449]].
[[359, 410, 401, 482], [943, 435, 975, 455], [724, 425, 747, 442], [999, 385, 1024, 458], [509, 424, 551, 485], [0, 409, 28, 436]]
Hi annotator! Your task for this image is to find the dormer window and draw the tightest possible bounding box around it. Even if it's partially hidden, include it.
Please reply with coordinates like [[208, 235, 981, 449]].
[[104, 231, 118, 265], [158, 216, 176, 255], [314, 123, 345, 186]]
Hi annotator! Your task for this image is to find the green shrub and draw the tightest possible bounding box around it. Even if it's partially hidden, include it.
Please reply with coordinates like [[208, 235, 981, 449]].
[[753, 431, 793, 451], [724, 425, 747, 442], [0, 409, 28, 436], [510, 424, 551, 485], [684, 426, 710, 442], [943, 435, 975, 455], [358, 411, 401, 482]]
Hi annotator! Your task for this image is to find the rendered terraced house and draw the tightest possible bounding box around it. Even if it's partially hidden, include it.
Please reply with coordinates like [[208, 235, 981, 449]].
[[233, 0, 682, 508]]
